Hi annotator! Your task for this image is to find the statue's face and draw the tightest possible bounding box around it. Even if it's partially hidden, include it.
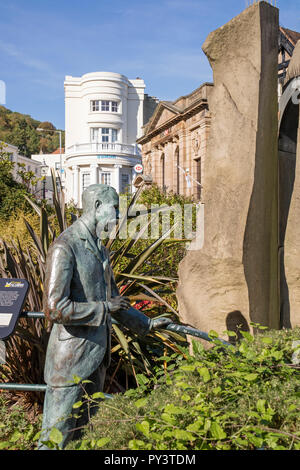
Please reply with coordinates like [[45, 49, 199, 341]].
[[95, 190, 119, 238]]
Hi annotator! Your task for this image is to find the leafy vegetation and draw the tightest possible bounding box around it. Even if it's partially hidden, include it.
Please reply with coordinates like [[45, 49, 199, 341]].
[[0, 142, 39, 220], [0, 106, 65, 157], [65, 327, 300, 451], [0, 394, 41, 450]]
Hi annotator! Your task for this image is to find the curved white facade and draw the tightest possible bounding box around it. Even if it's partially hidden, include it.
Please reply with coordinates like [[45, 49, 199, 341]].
[[64, 71, 156, 206]]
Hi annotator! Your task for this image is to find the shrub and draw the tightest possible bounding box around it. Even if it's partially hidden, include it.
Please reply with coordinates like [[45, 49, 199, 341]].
[[66, 327, 300, 451], [0, 394, 41, 450]]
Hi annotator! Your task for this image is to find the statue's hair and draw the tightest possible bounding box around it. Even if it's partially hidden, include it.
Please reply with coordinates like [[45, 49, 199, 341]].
[[82, 184, 116, 213]]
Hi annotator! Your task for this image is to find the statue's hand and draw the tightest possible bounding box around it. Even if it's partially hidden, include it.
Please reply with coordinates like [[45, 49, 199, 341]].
[[151, 317, 172, 330], [107, 296, 131, 313]]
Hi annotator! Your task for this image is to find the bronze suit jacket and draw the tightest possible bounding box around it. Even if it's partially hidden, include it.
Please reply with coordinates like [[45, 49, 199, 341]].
[[43, 218, 151, 387]]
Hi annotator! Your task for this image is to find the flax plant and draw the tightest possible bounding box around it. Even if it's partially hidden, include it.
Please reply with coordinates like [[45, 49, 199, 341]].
[[0, 171, 188, 404]]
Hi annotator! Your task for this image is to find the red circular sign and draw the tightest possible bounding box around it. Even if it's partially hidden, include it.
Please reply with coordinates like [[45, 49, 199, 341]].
[[134, 164, 143, 173]]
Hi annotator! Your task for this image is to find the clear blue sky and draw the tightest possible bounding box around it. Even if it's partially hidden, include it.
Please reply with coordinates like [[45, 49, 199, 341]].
[[0, 0, 299, 130]]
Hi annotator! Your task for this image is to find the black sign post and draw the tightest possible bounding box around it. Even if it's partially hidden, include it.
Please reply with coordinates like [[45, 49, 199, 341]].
[[0, 278, 29, 340]]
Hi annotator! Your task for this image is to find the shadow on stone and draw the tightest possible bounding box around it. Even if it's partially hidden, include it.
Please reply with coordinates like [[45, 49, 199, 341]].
[[278, 87, 299, 329], [226, 311, 250, 343]]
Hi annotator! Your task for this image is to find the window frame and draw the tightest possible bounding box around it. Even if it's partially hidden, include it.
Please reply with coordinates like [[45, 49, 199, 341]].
[[82, 172, 91, 192], [101, 100, 110, 112], [90, 100, 100, 112], [100, 172, 111, 186], [90, 100, 120, 113], [121, 173, 130, 193], [111, 101, 118, 112]]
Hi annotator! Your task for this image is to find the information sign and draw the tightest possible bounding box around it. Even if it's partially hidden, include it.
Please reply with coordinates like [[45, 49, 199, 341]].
[[0, 278, 29, 340]]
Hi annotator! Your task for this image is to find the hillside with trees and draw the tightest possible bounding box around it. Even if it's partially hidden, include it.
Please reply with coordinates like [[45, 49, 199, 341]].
[[0, 106, 65, 157]]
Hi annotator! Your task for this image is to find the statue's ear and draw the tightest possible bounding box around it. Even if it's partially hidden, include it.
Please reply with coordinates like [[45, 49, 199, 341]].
[[95, 200, 102, 209]]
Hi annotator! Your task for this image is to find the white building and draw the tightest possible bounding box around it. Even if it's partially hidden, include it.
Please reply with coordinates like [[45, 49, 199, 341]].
[[32, 148, 66, 201], [63, 71, 157, 207], [2, 142, 43, 197]]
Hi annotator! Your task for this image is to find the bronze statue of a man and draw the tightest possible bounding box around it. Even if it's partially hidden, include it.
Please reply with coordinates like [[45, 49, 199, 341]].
[[38, 184, 170, 450]]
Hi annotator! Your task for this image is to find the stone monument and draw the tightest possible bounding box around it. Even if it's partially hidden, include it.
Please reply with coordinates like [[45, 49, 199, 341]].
[[177, 2, 279, 339]]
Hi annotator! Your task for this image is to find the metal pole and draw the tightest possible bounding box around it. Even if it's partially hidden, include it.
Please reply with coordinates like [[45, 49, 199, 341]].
[[0, 312, 234, 395], [0, 382, 113, 398], [19, 312, 232, 346], [59, 130, 62, 188], [0, 383, 47, 392]]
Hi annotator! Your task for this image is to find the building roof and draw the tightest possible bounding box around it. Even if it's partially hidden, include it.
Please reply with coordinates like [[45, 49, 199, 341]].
[[280, 27, 300, 46], [137, 83, 213, 144], [52, 148, 65, 154]]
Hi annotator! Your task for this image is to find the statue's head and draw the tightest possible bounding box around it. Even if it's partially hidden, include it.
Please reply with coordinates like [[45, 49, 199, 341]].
[[82, 184, 119, 237]]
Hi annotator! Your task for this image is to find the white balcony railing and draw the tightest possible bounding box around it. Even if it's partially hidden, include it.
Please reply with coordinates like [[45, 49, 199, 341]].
[[66, 142, 141, 157]]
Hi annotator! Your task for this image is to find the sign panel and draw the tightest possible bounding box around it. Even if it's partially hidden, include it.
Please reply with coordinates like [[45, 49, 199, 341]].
[[0, 278, 29, 340], [134, 164, 143, 174]]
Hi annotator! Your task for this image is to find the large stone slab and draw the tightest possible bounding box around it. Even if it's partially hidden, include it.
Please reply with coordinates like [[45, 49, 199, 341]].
[[177, 2, 279, 340]]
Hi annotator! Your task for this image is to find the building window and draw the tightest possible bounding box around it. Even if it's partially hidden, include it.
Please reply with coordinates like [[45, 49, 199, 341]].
[[90, 127, 118, 143], [91, 100, 100, 112], [111, 129, 118, 143], [175, 147, 180, 194], [82, 173, 91, 192], [195, 158, 201, 200], [101, 128, 110, 143], [100, 172, 111, 185], [101, 128, 118, 143], [161, 154, 165, 192], [101, 100, 110, 111], [91, 128, 99, 142], [90, 100, 119, 113], [111, 101, 118, 112], [121, 174, 130, 193]]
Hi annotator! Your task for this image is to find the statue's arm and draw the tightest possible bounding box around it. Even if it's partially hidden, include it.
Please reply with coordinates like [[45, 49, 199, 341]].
[[106, 250, 170, 334], [44, 244, 107, 326], [104, 251, 151, 335]]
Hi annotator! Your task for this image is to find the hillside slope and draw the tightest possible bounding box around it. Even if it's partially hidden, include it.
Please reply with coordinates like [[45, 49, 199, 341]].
[[0, 106, 65, 157]]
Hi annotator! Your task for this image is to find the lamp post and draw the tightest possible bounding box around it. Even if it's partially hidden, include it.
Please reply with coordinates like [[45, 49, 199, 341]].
[[36, 127, 63, 186], [41, 159, 47, 199]]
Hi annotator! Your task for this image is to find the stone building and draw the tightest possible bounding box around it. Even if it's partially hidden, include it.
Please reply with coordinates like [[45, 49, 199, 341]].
[[278, 27, 300, 94], [137, 83, 213, 200], [138, 26, 299, 201]]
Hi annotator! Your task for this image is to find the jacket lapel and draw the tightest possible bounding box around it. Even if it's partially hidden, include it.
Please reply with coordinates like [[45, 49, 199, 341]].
[[77, 219, 111, 299], [77, 219, 103, 263]]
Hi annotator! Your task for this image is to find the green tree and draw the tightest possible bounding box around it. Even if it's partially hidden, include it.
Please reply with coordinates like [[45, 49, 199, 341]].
[[0, 142, 34, 219], [0, 106, 65, 156]]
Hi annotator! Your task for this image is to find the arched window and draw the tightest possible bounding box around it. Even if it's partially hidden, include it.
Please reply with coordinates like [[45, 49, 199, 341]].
[[195, 157, 202, 200], [175, 146, 180, 194], [161, 153, 165, 192]]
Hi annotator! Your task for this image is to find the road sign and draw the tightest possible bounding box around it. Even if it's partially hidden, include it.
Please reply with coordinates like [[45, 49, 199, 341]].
[[0, 278, 29, 340], [134, 164, 143, 174]]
